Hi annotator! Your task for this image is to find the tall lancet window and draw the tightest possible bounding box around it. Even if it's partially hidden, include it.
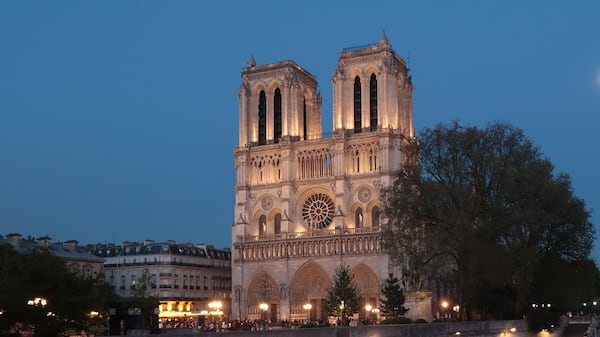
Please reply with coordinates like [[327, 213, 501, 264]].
[[369, 73, 378, 131], [353, 76, 362, 133], [274, 88, 282, 143], [259, 215, 267, 237], [371, 206, 380, 227], [303, 99, 307, 140], [274, 213, 281, 234], [258, 91, 267, 145], [355, 207, 363, 228]]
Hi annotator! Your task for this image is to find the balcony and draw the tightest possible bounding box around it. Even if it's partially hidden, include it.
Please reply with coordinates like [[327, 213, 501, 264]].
[[233, 226, 383, 262]]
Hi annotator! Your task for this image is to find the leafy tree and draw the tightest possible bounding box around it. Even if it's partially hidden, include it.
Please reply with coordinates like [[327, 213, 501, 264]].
[[132, 268, 156, 299], [381, 121, 595, 320], [380, 273, 409, 319], [0, 243, 117, 336], [324, 264, 361, 325]]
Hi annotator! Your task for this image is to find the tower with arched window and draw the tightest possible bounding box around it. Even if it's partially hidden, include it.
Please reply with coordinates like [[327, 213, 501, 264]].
[[232, 34, 431, 323]]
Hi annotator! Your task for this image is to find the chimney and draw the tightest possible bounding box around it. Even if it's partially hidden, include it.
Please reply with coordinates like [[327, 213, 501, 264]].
[[36, 235, 52, 248], [6, 233, 22, 247], [64, 240, 79, 251]]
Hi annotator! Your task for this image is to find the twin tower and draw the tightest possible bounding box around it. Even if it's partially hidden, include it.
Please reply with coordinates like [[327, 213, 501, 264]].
[[231, 34, 426, 322]]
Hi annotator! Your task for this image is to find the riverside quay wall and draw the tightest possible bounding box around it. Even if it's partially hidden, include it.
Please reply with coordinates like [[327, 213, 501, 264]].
[[109, 320, 535, 337]]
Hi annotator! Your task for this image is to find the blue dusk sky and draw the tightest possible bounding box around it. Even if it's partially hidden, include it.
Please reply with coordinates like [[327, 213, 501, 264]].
[[1, 1, 599, 258]]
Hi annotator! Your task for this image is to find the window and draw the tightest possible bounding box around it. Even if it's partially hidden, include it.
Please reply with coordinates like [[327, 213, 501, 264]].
[[258, 90, 267, 145], [274, 213, 282, 234], [355, 208, 363, 228], [274, 88, 282, 143], [372, 206, 380, 227], [354, 76, 362, 133], [302, 193, 335, 229], [259, 215, 267, 236], [303, 99, 307, 140], [369, 74, 378, 131]]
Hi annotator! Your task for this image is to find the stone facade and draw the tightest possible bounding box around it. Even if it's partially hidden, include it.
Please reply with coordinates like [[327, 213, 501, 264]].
[[232, 34, 430, 323]]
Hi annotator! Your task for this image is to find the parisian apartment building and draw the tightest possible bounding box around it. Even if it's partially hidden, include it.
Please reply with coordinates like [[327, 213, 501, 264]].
[[1, 233, 232, 321], [87, 240, 231, 320], [1, 233, 105, 278]]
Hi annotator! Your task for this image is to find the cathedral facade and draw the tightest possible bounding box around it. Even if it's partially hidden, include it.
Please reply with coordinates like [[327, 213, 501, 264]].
[[231, 34, 426, 323]]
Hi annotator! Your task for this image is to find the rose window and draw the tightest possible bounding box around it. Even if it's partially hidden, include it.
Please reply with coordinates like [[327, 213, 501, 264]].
[[302, 193, 335, 229]]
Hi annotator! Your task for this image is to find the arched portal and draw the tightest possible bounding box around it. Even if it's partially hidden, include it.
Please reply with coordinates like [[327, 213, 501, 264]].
[[247, 272, 279, 321], [289, 261, 331, 322], [352, 263, 380, 320]]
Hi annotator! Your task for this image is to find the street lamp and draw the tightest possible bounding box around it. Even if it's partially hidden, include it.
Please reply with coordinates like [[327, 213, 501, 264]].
[[27, 297, 48, 307], [339, 300, 345, 326], [259, 303, 269, 330], [441, 300, 449, 319], [208, 300, 223, 316], [365, 304, 372, 325], [303, 303, 312, 322]]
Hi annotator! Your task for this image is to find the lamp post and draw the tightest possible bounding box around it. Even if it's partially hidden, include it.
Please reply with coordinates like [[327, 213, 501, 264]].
[[441, 300, 449, 319], [259, 303, 269, 330], [303, 303, 312, 323], [27, 297, 48, 307], [365, 304, 372, 325], [208, 300, 223, 316]]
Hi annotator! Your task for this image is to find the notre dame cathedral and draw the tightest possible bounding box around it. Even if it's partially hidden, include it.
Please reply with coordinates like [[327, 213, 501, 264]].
[[231, 33, 431, 323]]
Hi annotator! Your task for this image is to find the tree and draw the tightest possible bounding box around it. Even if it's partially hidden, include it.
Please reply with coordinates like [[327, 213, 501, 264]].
[[380, 273, 409, 319], [381, 121, 595, 320], [324, 264, 361, 325], [132, 268, 156, 299], [0, 243, 117, 336]]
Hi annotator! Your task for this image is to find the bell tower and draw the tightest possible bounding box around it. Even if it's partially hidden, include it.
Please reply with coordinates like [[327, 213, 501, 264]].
[[332, 32, 414, 137], [238, 59, 322, 148]]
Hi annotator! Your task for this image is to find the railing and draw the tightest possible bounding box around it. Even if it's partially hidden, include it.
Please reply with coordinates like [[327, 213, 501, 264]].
[[243, 226, 381, 242], [233, 227, 383, 262]]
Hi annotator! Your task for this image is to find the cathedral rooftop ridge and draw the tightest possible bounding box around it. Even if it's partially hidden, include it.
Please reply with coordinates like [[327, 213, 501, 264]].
[[242, 59, 316, 79], [340, 36, 395, 59]]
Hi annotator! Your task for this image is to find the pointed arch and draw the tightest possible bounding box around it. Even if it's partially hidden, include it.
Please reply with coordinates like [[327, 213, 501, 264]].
[[274, 88, 282, 143], [303, 98, 307, 140], [371, 206, 380, 227], [354, 76, 362, 133], [369, 73, 378, 131], [274, 213, 282, 234], [247, 272, 279, 316], [289, 261, 331, 321], [258, 90, 267, 145], [259, 215, 267, 237], [352, 263, 380, 313], [355, 207, 363, 228]]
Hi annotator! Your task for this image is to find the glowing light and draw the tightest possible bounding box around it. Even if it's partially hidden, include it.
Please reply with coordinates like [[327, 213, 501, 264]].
[[208, 301, 223, 316], [27, 297, 47, 307]]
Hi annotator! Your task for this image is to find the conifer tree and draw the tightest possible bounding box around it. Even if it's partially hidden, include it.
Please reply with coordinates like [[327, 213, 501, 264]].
[[380, 273, 409, 318], [325, 264, 361, 325]]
